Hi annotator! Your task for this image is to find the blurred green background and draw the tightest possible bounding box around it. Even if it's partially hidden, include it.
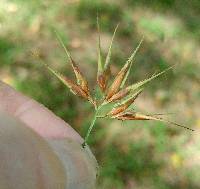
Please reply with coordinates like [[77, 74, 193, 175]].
[[0, 0, 200, 188]]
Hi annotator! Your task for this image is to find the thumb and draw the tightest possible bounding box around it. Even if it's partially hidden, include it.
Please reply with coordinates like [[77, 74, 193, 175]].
[[0, 111, 66, 189]]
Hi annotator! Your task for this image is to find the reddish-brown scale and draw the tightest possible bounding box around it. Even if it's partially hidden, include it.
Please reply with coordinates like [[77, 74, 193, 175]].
[[63, 76, 88, 99], [70, 58, 90, 95], [97, 74, 106, 92], [106, 65, 129, 100], [116, 112, 150, 121], [107, 88, 130, 103], [107, 90, 142, 116]]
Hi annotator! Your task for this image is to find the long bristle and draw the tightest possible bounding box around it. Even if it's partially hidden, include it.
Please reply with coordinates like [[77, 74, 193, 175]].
[[55, 30, 90, 95], [120, 37, 144, 88]]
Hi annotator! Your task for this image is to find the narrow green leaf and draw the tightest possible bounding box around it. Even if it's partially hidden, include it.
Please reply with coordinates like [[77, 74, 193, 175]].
[[39, 60, 69, 86], [120, 36, 144, 88], [54, 30, 71, 61], [39, 60, 92, 100], [54, 30, 81, 83], [108, 89, 143, 116], [55, 30, 90, 94], [134, 113, 194, 131], [104, 24, 119, 70], [114, 111, 194, 131], [97, 15, 103, 76], [147, 112, 175, 116], [118, 88, 143, 106], [43, 62, 83, 94], [127, 65, 174, 91]]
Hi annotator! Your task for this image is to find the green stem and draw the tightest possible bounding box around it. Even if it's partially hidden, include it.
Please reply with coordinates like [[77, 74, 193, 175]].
[[82, 109, 99, 148], [82, 102, 106, 148]]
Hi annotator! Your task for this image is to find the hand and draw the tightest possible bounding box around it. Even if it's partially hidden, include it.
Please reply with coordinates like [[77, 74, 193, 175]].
[[0, 81, 97, 189]]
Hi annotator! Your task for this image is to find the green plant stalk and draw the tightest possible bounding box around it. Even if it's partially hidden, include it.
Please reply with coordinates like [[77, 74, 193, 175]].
[[82, 110, 99, 148], [82, 103, 105, 148]]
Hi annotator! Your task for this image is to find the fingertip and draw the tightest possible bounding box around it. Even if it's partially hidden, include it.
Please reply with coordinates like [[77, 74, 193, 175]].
[[0, 81, 83, 143]]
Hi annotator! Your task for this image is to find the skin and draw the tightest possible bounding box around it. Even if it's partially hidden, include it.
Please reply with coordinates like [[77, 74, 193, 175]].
[[0, 81, 98, 189]]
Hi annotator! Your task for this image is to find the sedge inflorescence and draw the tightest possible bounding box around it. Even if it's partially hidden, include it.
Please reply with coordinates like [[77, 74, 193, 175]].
[[38, 19, 194, 147]]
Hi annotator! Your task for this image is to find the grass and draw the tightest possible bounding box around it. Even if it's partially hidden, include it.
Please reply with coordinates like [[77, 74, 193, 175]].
[[0, 0, 199, 188]]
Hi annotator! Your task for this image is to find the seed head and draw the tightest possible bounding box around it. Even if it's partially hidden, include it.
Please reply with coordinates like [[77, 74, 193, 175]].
[[106, 88, 130, 103], [106, 38, 144, 100], [38, 22, 193, 133], [114, 112, 194, 131], [107, 89, 143, 116]]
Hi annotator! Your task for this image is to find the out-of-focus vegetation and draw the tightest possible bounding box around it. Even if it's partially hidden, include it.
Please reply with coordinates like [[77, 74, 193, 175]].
[[0, 0, 200, 188]]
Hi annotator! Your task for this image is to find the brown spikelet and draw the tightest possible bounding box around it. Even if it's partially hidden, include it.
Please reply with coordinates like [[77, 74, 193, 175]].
[[106, 88, 130, 103], [97, 74, 106, 92], [120, 37, 144, 88], [115, 112, 194, 131], [107, 103, 128, 116], [70, 58, 90, 94], [114, 111, 136, 120], [101, 24, 119, 91], [68, 71, 96, 106], [115, 112, 149, 121], [106, 64, 174, 102], [103, 67, 112, 91], [40, 60, 89, 99], [68, 58, 97, 107], [55, 30, 90, 95], [67, 79, 89, 99], [126, 65, 174, 92], [107, 89, 143, 116], [106, 65, 130, 100], [96, 14, 106, 93], [97, 66, 112, 93], [105, 39, 143, 100]]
